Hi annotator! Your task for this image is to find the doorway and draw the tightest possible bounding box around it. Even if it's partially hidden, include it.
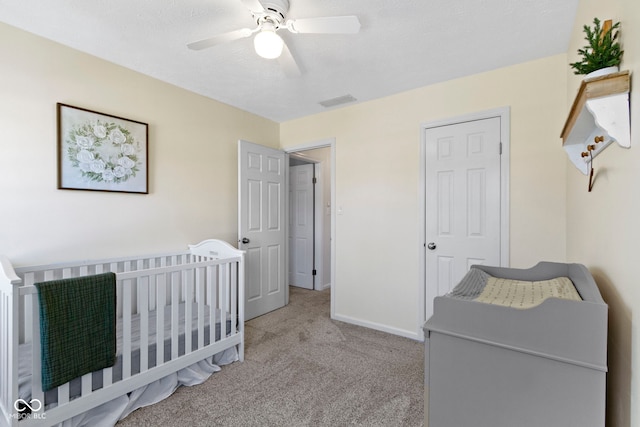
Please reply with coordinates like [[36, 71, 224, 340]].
[[287, 147, 332, 291], [289, 159, 314, 289], [418, 108, 510, 336], [238, 139, 336, 319]]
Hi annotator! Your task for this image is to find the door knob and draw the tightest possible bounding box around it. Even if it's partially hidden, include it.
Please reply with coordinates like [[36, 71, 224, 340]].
[[427, 242, 437, 250], [241, 237, 250, 244]]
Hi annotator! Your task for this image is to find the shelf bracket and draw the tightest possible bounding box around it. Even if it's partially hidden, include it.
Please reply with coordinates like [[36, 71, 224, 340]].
[[560, 71, 631, 176]]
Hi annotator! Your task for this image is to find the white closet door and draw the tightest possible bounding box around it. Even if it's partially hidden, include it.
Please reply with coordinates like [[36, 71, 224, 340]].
[[425, 117, 502, 312]]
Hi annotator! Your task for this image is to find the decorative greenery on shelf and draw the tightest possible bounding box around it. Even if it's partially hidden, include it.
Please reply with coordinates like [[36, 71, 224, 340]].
[[570, 17, 623, 75]]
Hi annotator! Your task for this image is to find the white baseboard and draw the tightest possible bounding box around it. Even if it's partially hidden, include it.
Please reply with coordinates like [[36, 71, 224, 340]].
[[332, 313, 421, 341], [316, 282, 331, 291]]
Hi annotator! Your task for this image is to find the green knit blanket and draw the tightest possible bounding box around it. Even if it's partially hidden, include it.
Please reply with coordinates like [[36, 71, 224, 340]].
[[34, 272, 116, 391]]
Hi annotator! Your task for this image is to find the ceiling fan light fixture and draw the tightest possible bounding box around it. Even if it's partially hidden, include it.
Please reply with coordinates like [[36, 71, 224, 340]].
[[254, 26, 284, 59]]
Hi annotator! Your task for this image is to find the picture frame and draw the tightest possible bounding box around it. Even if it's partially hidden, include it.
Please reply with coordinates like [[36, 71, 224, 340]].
[[57, 103, 148, 194]]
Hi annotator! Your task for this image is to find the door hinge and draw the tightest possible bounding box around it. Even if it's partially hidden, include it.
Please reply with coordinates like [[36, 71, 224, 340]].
[[312, 269, 317, 276], [499, 142, 503, 155], [312, 177, 317, 184]]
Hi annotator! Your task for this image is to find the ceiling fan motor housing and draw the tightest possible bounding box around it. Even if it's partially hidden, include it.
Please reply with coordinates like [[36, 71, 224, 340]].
[[254, 0, 290, 27]]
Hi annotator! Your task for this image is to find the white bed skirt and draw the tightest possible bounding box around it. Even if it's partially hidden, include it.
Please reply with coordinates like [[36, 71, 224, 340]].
[[59, 346, 237, 427]]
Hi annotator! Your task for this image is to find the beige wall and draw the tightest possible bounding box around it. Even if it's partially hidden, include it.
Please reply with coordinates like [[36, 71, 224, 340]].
[[566, 1, 639, 426], [0, 23, 279, 266], [281, 54, 568, 337]]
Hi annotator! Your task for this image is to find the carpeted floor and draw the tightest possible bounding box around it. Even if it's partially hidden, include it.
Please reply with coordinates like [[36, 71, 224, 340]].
[[117, 287, 425, 426]]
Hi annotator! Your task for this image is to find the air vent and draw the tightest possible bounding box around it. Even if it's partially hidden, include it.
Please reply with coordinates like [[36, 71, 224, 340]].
[[319, 94, 357, 108]]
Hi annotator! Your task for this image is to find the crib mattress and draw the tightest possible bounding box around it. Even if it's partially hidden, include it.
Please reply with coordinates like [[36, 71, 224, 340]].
[[19, 302, 233, 404]]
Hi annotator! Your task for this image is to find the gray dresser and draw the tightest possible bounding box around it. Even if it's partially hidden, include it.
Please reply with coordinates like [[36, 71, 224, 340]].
[[423, 262, 607, 427]]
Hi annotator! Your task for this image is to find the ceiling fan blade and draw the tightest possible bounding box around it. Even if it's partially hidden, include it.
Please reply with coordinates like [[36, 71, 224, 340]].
[[239, 0, 265, 13], [286, 16, 361, 34], [278, 40, 301, 78], [187, 28, 254, 51]]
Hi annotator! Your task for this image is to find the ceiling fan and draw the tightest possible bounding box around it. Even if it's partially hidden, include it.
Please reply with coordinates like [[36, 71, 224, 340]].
[[187, 0, 361, 77]]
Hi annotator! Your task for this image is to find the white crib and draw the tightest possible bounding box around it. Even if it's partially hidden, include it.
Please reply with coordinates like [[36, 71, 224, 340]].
[[0, 239, 244, 427]]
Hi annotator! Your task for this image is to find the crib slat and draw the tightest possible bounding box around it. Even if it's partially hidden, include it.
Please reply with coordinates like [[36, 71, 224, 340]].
[[149, 258, 157, 311], [58, 383, 69, 405], [81, 373, 92, 397], [23, 272, 35, 343], [139, 276, 149, 372], [197, 267, 205, 350], [122, 278, 132, 379], [185, 270, 192, 355], [208, 265, 216, 344], [237, 257, 245, 362], [171, 272, 179, 360], [112, 262, 122, 319], [30, 291, 44, 407], [231, 263, 237, 334], [219, 264, 228, 335], [103, 366, 113, 388], [156, 272, 166, 365]]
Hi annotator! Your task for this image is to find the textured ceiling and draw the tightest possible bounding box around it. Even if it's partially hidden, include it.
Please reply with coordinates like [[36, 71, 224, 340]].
[[0, 0, 578, 122]]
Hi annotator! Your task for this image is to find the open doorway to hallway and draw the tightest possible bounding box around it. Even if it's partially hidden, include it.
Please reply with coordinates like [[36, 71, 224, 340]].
[[288, 147, 332, 291]]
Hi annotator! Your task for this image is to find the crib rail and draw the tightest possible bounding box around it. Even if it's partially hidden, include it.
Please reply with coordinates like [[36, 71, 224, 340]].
[[0, 242, 244, 427]]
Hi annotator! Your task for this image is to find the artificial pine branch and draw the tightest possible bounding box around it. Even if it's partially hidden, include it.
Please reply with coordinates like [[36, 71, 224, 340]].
[[569, 17, 623, 75]]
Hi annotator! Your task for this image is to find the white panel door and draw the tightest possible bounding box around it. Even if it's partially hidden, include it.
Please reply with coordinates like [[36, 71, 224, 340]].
[[289, 164, 314, 289], [425, 117, 502, 314], [238, 140, 286, 320]]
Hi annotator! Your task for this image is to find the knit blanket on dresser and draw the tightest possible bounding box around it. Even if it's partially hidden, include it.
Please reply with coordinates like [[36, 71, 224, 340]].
[[447, 268, 582, 309]]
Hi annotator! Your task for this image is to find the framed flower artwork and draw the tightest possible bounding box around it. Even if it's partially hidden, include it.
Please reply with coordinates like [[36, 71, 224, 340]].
[[57, 103, 149, 194]]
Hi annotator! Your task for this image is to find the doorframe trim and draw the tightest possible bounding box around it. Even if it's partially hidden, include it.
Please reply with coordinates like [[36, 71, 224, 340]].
[[418, 107, 510, 339], [284, 138, 336, 319]]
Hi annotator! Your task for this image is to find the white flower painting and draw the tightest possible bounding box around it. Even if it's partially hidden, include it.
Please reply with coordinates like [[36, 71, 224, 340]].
[[58, 104, 148, 193]]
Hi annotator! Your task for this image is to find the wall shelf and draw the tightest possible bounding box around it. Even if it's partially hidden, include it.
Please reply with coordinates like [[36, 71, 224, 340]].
[[560, 70, 631, 175]]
